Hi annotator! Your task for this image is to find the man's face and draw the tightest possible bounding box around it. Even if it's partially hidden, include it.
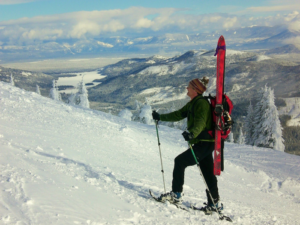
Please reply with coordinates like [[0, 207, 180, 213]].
[[187, 84, 198, 99]]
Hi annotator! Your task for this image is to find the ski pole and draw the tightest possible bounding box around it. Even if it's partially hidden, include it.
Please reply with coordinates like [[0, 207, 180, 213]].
[[188, 142, 232, 222], [155, 120, 167, 194]]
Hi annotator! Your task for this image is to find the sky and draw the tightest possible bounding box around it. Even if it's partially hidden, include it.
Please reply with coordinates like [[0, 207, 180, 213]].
[[0, 0, 299, 44]]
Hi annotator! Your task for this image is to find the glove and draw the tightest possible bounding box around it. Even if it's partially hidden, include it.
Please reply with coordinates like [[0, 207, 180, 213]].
[[152, 110, 160, 121], [182, 131, 194, 141]]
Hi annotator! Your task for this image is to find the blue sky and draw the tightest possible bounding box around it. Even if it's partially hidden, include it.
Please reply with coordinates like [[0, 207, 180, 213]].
[[0, 0, 299, 44], [0, 0, 295, 21], [0, 0, 268, 21]]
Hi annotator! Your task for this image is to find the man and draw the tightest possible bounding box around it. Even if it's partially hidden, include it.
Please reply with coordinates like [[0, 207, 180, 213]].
[[152, 77, 220, 213]]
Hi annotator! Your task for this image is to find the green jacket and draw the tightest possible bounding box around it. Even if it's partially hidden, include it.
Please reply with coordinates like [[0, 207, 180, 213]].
[[160, 95, 214, 144]]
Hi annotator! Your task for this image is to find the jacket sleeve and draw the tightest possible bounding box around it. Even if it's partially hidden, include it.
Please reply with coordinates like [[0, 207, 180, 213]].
[[160, 104, 189, 122], [188, 99, 210, 138]]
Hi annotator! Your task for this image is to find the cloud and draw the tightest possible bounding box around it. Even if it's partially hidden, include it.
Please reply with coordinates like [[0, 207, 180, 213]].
[[248, 5, 300, 13], [284, 36, 300, 49], [0, 7, 297, 44], [223, 17, 238, 29], [0, 0, 39, 5]]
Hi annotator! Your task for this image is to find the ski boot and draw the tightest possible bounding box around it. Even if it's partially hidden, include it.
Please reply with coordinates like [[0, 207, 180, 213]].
[[200, 202, 224, 215], [158, 191, 183, 204]]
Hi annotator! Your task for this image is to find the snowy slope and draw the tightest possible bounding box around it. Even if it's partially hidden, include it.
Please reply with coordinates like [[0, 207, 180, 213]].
[[1, 81, 300, 225]]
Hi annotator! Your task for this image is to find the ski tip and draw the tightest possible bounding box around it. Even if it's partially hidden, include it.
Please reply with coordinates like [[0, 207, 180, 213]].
[[220, 215, 233, 222]]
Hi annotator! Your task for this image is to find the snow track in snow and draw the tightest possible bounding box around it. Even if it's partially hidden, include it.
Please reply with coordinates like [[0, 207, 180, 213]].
[[1, 81, 300, 224]]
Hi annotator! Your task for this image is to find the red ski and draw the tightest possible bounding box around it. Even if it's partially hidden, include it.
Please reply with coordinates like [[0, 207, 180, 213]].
[[213, 36, 226, 176]]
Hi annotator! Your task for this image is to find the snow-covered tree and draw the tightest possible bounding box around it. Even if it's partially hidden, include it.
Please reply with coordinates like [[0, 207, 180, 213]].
[[228, 132, 234, 143], [237, 127, 245, 145], [132, 100, 143, 122], [139, 101, 154, 125], [77, 80, 90, 108], [134, 100, 143, 111], [68, 79, 90, 108], [49, 80, 61, 101], [36, 84, 41, 95], [244, 101, 255, 145], [118, 108, 133, 121], [10, 73, 14, 86], [252, 86, 266, 145], [253, 85, 285, 151]]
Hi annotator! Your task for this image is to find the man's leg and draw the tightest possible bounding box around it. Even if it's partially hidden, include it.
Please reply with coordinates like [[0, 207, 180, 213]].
[[197, 142, 219, 204], [171, 149, 196, 193]]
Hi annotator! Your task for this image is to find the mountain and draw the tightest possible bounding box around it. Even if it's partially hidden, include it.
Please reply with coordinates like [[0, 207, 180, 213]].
[[0, 25, 298, 63], [1, 81, 300, 224], [265, 44, 300, 55], [0, 66, 53, 95], [87, 48, 300, 114]]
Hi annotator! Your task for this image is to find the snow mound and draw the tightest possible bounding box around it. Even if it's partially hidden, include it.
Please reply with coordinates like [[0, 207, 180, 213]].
[[1, 81, 300, 224], [256, 55, 272, 61]]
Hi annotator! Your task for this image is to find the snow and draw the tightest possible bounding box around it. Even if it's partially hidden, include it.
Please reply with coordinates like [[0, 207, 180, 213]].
[[138, 86, 188, 105], [146, 60, 156, 64], [97, 41, 114, 48], [226, 50, 246, 56], [138, 62, 188, 76], [56, 70, 106, 93], [256, 55, 272, 61], [1, 81, 300, 224], [21, 71, 32, 77]]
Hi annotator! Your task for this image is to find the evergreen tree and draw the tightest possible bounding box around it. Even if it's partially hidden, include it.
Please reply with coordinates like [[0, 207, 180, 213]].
[[139, 100, 154, 125], [253, 85, 285, 151], [36, 84, 41, 95], [228, 132, 234, 143], [244, 101, 255, 145], [10, 73, 14, 86], [237, 127, 245, 145], [49, 80, 61, 101], [68, 79, 90, 108], [132, 100, 143, 122], [252, 86, 266, 145]]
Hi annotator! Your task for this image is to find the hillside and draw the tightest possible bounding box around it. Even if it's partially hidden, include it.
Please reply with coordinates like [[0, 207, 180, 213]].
[[88, 48, 300, 113], [1, 81, 300, 224]]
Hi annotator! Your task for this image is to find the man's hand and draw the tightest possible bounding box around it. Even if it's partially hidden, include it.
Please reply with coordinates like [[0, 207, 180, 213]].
[[182, 131, 194, 141], [152, 110, 160, 121]]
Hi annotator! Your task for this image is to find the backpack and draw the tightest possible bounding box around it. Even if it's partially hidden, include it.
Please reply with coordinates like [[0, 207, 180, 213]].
[[194, 94, 234, 140], [194, 94, 234, 172]]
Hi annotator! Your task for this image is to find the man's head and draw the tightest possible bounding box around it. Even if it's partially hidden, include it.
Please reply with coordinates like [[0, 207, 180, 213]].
[[187, 77, 209, 99]]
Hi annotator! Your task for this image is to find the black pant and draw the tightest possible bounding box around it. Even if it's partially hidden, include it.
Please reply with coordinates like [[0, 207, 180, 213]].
[[172, 141, 219, 204]]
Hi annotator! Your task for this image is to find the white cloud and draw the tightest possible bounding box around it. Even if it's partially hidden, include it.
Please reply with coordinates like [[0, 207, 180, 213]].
[[284, 36, 300, 49], [0, 6, 297, 44], [248, 5, 300, 12], [284, 11, 299, 22], [223, 17, 238, 29]]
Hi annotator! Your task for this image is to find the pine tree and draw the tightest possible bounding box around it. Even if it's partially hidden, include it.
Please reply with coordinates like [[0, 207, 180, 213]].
[[77, 79, 90, 108], [49, 80, 61, 101], [228, 132, 234, 143], [68, 79, 90, 108], [139, 100, 154, 125], [36, 84, 41, 95], [244, 101, 255, 145], [237, 127, 245, 145], [10, 73, 15, 86], [132, 100, 143, 122], [253, 85, 285, 151], [252, 86, 266, 145]]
